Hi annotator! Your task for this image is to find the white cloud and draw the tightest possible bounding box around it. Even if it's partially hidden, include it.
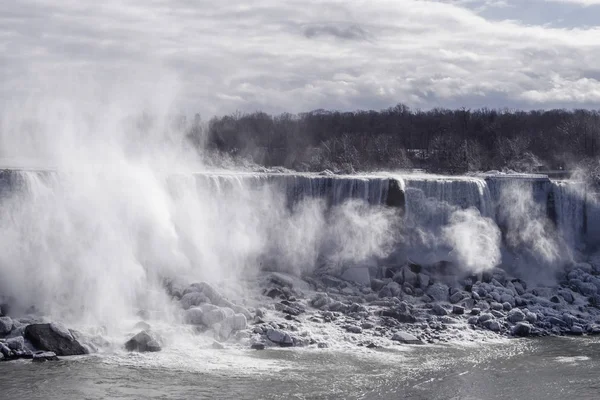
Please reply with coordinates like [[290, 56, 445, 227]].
[[0, 0, 599, 115]]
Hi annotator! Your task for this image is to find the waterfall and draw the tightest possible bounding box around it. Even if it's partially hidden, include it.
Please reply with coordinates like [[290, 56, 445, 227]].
[[551, 180, 586, 246]]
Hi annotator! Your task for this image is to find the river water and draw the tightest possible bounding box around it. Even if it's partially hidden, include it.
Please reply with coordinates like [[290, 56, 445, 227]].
[[1, 336, 599, 399]]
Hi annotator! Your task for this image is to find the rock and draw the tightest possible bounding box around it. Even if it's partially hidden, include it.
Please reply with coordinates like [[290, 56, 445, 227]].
[[251, 343, 266, 350], [483, 320, 501, 332], [418, 273, 430, 288], [124, 331, 161, 352], [184, 307, 205, 325], [391, 331, 423, 344], [467, 316, 479, 325], [550, 295, 561, 304], [512, 280, 526, 295], [507, 309, 526, 323], [478, 313, 493, 324], [401, 266, 418, 287], [5, 336, 24, 351], [502, 302, 512, 311], [432, 304, 448, 316], [24, 324, 87, 356], [526, 312, 538, 324], [0, 316, 13, 335], [558, 290, 575, 304], [570, 325, 584, 335], [449, 291, 466, 304], [370, 279, 386, 292], [491, 310, 505, 319], [547, 316, 567, 327], [0, 342, 12, 358], [310, 293, 330, 309], [345, 325, 362, 334], [470, 308, 481, 315], [512, 322, 532, 337], [225, 314, 247, 331], [32, 351, 59, 362], [181, 292, 210, 309], [202, 308, 228, 327], [381, 310, 417, 323], [265, 329, 293, 347], [318, 342, 329, 349], [134, 321, 151, 331], [361, 321, 375, 329], [490, 302, 503, 311], [427, 283, 449, 302], [452, 305, 465, 315]]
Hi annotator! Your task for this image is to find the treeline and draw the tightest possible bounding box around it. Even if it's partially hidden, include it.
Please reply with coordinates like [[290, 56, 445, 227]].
[[186, 104, 600, 177]]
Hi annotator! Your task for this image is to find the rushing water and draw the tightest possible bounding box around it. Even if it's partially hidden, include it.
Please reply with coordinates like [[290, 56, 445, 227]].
[[1, 337, 600, 399]]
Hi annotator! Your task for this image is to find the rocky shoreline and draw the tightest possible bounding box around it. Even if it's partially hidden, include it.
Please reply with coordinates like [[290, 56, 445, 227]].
[[3, 260, 600, 362]]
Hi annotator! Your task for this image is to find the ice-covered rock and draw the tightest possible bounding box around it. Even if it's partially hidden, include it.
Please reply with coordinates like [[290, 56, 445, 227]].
[[483, 320, 501, 332], [507, 309, 525, 323], [181, 292, 210, 309], [225, 314, 247, 331], [0, 316, 13, 335], [184, 307, 205, 325], [202, 308, 228, 327], [5, 336, 24, 351], [427, 283, 449, 302]]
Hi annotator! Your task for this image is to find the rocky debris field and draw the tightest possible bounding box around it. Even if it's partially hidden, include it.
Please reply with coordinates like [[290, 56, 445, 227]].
[[4, 260, 600, 360]]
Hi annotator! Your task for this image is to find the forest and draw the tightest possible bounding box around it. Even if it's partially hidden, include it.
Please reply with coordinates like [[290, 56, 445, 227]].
[[186, 104, 600, 180]]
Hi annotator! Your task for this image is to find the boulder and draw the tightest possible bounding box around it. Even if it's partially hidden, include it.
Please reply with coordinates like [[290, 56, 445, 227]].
[[507, 309, 525, 323], [0, 316, 13, 335], [483, 320, 501, 332], [32, 351, 59, 362], [5, 336, 24, 351], [265, 329, 293, 347], [432, 304, 448, 316], [478, 313, 494, 324], [124, 331, 161, 352], [184, 307, 205, 325], [180, 292, 210, 309], [512, 322, 532, 337], [202, 308, 228, 327], [24, 324, 87, 356], [427, 283, 449, 302], [345, 325, 362, 334], [452, 305, 465, 315], [391, 331, 423, 344], [224, 314, 247, 331]]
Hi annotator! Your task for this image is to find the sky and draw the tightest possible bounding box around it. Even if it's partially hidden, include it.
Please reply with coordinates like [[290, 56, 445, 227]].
[[1, 0, 600, 116]]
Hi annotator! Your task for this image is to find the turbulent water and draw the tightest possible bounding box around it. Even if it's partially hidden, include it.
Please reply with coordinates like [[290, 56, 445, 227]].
[[2, 337, 600, 399]]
